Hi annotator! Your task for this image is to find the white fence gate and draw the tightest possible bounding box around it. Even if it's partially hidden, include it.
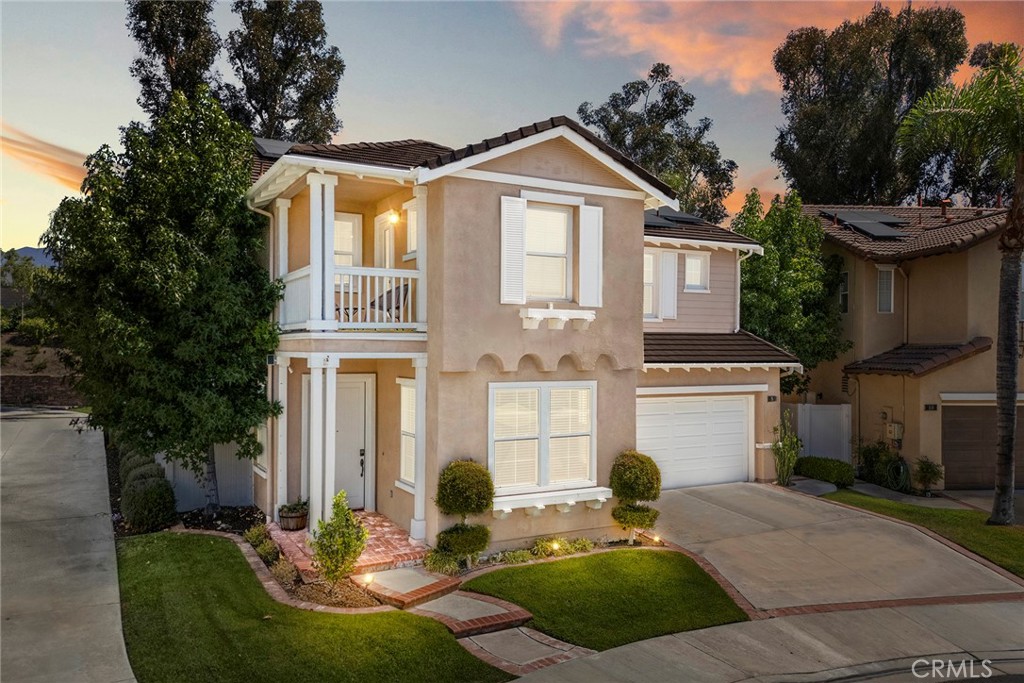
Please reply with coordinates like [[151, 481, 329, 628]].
[[786, 403, 852, 463]]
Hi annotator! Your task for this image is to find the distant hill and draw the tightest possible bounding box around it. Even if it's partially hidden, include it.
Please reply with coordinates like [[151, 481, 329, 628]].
[[13, 247, 54, 268]]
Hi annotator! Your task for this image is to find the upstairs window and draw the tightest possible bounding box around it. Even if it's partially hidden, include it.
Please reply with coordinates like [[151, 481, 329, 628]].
[[684, 252, 710, 292], [839, 272, 849, 314], [403, 198, 418, 257], [334, 213, 362, 267], [877, 267, 894, 314], [643, 251, 658, 318], [525, 203, 572, 301]]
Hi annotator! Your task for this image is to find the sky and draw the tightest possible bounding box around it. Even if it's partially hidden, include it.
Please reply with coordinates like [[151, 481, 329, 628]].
[[1, 0, 1021, 250]]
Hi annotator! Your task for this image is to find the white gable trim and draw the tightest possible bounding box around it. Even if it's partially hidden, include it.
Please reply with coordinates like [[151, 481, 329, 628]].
[[249, 155, 416, 207], [415, 126, 678, 209], [644, 235, 763, 255]]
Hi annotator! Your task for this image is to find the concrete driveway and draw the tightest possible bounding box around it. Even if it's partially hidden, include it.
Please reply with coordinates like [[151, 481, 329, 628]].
[[1, 408, 136, 683], [654, 483, 1024, 610]]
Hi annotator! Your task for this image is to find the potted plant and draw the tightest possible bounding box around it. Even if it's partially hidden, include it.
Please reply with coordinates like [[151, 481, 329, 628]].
[[278, 499, 309, 531], [913, 457, 944, 497]]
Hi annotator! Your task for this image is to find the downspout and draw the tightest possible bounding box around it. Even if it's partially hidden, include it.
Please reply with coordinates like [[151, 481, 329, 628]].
[[896, 264, 909, 345]]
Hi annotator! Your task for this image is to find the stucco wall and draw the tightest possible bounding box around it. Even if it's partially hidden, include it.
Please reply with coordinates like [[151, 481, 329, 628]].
[[474, 137, 631, 189]]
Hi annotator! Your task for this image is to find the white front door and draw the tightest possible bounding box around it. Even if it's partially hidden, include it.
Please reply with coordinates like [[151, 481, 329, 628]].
[[333, 375, 375, 510], [374, 214, 395, 269]]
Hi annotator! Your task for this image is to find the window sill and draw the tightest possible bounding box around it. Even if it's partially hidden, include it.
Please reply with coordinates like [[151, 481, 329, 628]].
[[394, 479, 415, 495], [491, 486, 613, 519], [519, 306, 596, 330], [683, 288, 711, 294]]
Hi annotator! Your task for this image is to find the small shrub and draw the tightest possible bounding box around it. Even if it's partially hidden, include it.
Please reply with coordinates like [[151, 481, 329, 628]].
[[270, 557, 299, 586], [16, 317, 55, 346], [772, 415, 801, 486], [794, 456, 855, 488], [279, 499, 308, 514], [121, 477, 176, 533], [532, 536, 571, 557], [436, 523, 491, 563], [123, 462, 166, 488], [30, 359, 48, 373], [611, 503, 659, 540], [0, 308, 17, 333], [244, 523, 271, 547], [423, 549, 460, 576], [311, 491, 369, 590], [119, 453, 154, 482], [566, 537, 595, 554], [0, 347, 14, 365], [24, 345, 40, 360], [435, 460, 494, 522], [255, 539, 280, 566], [858, 441, 911, 492], [496, 549, 535, 565], [609, 450, 661, 503], [914, 457, 944, 494]]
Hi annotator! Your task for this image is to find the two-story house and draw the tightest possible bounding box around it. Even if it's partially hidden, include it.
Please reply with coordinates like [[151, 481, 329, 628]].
[[799, 204, 1021, 490], [244, 117, 798, 550]]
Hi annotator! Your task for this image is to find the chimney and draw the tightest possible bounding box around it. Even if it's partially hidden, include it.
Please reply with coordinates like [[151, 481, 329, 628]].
[[941, 198, 952, 222], [917, 192, 923, 207]]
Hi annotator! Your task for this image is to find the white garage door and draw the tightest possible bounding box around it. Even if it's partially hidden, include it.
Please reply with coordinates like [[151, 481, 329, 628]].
[[636, 396, 752, 489]]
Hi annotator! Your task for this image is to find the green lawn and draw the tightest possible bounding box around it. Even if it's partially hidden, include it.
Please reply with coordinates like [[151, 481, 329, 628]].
[[462, 549, 748, 651], [117, 533, 510, 683], [824, 490, 1024, 578]]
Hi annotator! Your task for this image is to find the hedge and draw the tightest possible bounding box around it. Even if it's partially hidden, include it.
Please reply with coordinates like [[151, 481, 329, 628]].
[[121, 476, 177, 532], [794, 456, 855, 488]]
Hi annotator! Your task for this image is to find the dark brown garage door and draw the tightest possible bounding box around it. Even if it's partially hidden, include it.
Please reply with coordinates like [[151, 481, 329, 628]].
[[942, 405, 1024, 489]]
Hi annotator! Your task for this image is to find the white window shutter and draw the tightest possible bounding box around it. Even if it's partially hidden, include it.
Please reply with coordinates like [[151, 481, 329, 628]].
[[501, 196, 527, 304], [578, 205, 603, 307], [659, 251, 678, 319]]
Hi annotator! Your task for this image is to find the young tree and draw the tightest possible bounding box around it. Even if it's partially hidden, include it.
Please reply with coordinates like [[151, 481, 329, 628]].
[[731, 190, 851, 394], [125, 0, 222, 119], [42, 88, 280, 516], [899, 44, 1024, 525], [578, 63, 737, 224], [773, 4, 970, 204], [220, 0, 345, 143]]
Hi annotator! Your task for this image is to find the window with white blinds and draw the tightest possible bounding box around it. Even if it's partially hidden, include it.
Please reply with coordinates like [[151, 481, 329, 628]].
[[525, 203, 572, 300], [684, 252, 710, 292], [877, 268, 894, 314], [398, 379, 416, 484], [643, 250, 658, 318], [490, 382, 596, 492]]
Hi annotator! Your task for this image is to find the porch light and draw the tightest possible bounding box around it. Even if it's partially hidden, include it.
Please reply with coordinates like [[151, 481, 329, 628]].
[[551, 542, 560, 551], [362, 573, 374, 585], [388, 210, 400, 225], [653, 535, 661, 544]]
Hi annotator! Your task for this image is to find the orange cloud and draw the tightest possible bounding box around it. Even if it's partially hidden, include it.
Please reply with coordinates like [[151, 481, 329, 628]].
[[1, 121, 87, 192], [724, 166, 785, 217], [518, 1, 1021, 95]]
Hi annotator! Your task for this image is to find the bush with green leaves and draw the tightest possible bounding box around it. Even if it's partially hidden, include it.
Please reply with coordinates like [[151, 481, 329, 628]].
[[254, 539, 279, 566], [436, 523, 490, 565], [123, 462, 167, 488], [857, 441, 911, 492], [772, 415, 801, 486], [914, 457, 944, 494], [270, 557, 299, 586], [243, 523, 270, 548], [435, 460, 494, 522], [496, 549, 535, 565], [423, 549, 460, 576], [15, 317, 56, 346], [121, 476, 176, 532], [794, 456, 854, 488], [609, 450, 661, 544], [119, 452, 155, 483], [311, 491, 368, 590]]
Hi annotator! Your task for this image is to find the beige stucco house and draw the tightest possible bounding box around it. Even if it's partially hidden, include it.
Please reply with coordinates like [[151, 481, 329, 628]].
[[799, 204, 1021, 490], [245, 117, 798, 549]]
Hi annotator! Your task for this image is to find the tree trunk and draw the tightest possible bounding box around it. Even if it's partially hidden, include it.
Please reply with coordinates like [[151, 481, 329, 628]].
[[203, 444, 220, 520]]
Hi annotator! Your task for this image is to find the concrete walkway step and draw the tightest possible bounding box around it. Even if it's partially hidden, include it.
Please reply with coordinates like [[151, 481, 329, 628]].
[[357, 566, 460, 609], [411, 591, 532, 637], [458, 626, 596, 676]]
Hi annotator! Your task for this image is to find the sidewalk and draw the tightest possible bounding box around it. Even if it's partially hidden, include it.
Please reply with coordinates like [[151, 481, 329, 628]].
[[1, 408, 136, 683]]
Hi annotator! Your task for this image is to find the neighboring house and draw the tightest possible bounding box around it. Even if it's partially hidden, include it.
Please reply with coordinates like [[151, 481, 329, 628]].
[[245, 116, 798, 549], [799, 204, 1021, 490]]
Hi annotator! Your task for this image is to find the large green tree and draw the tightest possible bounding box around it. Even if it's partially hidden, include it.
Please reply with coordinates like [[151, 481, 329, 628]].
[[220, 0, 346, 143], [731, 190, 850, 394], [899, 44, 1023, 525], [578, 63, 737, 224], [773, 4, 970, 205], [42, 88, 281, 515], [126, 0, 222, 119]]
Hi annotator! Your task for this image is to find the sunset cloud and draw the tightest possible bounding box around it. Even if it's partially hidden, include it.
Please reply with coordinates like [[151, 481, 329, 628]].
[[517, 1, 1020, 95], [1, 122, 87, 192]]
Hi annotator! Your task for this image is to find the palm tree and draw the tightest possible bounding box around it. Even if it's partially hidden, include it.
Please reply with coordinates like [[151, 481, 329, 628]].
[[899, 43, 1023, 525]]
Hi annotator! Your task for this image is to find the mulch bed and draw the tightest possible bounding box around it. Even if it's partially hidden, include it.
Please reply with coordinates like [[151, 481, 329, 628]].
[[180, 506, 266, 535], [287, 580, 381, 608]]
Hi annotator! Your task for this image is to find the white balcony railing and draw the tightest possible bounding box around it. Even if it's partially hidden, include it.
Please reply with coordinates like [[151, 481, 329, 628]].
[[281, 267, 311, 327], [335, 266, 424, 331]]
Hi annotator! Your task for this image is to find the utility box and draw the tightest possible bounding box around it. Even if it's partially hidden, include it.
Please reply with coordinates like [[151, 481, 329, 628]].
[[886, 422, 904, 441]]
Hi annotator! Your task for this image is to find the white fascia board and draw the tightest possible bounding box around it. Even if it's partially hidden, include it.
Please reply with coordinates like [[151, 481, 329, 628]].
[[939, 392, 1024, 403], [637, 384, 769, 396], [416, 126, 679, 209], [644, 235, 764, 255], [642, 362, 803, 372], [248, 155, 416, 207]]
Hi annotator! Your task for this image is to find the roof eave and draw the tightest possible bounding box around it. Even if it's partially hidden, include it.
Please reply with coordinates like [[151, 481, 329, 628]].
[[644, 235, 763, 254], [642, 361, 804, 373], [247, 154, 418, 207]]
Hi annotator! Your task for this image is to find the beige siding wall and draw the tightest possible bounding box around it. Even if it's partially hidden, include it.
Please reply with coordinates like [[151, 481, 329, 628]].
[[474, 138, 633, 189], [644, 248, 737, 334]]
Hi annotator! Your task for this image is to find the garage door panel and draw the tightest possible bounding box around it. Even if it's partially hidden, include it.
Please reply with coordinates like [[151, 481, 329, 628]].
[[942, 405, 1024, 489]]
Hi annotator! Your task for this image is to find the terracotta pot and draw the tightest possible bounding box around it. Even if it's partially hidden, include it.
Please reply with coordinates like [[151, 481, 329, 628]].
[[279, 510, 308, 531]]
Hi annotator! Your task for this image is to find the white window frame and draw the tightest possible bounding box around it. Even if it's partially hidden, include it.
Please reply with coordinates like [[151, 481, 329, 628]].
[[643, 248, 660, 319], [876, 265, 894, 314], [402, 198, 418, 261], [334, 212, 363, 268], [839, 271, 849, 314], [683, 251, 711, 293], [396, 377, 416, 489], [524, 202, 574, 302], [488, 380, 597, 495]]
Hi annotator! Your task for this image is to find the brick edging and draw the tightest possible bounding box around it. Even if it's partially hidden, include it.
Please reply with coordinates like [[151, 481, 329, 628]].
[[457, 627, 596, 676], [171, 528, 395, 615], [461, 544, 673, 582], [776, 483, 1024, 589]]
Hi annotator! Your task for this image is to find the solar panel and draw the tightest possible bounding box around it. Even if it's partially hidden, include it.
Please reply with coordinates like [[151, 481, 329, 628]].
[[846, 221, 907, 238]]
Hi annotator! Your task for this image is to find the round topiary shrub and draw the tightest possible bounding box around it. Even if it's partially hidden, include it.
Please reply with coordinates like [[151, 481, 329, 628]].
[[121, 477, 177, 533], [435, 460, 494, 522], [436, 523, 491, 559], [611, 503, 660, 535], [609, 450, 661, 503], [122, 462, 167, 488], [119, 453, 154, 483]]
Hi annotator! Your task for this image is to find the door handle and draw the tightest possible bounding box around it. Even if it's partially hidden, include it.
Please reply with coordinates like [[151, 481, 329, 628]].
[[360, 448, 365, 478]]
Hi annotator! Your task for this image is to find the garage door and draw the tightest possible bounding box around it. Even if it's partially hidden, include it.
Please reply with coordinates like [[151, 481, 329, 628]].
[[636, 396, 752, 489], [942, 405, 1024, 489]]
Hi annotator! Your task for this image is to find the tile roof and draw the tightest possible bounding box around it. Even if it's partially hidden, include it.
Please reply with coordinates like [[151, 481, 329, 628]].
[[644, 331, 800, 365], [843, 337, 992, 377], [644, 207, 760, 247], [287, 139, 455, 170], [804, 204, 1008, 262]]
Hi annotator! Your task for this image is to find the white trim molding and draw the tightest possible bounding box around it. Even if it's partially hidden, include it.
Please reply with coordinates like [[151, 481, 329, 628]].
[[520, 306, 596, 330], [643, 362, 804, 373], [491, 487, 614, 519], [939, 392, 1024, 404], [459, 169, 647, 201], [644, 235, 763, 255], [636, 384, 770, 396], [520, 189, 587, 205]]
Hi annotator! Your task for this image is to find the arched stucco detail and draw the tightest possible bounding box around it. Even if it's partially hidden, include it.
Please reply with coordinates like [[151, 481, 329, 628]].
[[515, 353, 548, 373], [557, 352, 587, 372], [594, 353, 626, 371], [474, 353, 506, 373]]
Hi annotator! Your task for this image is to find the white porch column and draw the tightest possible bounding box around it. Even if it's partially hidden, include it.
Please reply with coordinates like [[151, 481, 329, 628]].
[[322, 356, 340, 521], [410, 356, 428, 540], [322, 183, 336, 324], [413, 185, 428, 325], [275, 199, 291, 328], [274, 356, 290, 521], [306, 173, 338, 330], [308, 357, 326, 526]]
